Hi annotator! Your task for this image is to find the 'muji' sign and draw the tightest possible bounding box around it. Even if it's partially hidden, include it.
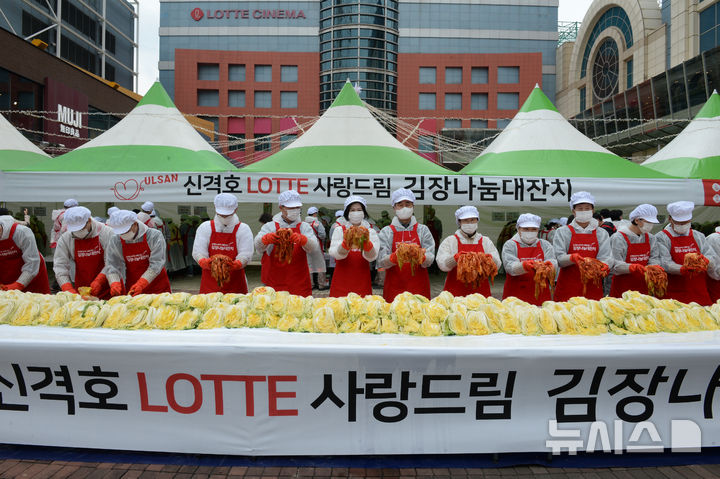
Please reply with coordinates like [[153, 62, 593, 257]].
[[44, 77, 88, 150]]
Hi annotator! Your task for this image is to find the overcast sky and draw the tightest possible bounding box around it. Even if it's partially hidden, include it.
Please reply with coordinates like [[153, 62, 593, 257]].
[[137, 0, 596, 93]]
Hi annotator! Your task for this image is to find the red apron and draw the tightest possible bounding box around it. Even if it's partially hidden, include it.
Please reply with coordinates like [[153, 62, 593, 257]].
[[73, 233, 110, 299], [444, 234, 491, 297], [383, 224, 431, 301], [199, 221, 248, 294], [502, 240, 550, 305], [121, 234, 171, 294], [555, 226, 603, 301], [609, 232, 650, 297], [662, 230, 711, 305], [261, 222, 312, 296], [330, 224, 372, 297], [0, 223, 50, 294], [708, 277, 720, 303], [310, 220, 324, 253]]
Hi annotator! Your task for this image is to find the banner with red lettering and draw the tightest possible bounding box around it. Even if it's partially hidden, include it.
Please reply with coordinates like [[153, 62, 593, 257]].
[[1, 326, 719, 455]]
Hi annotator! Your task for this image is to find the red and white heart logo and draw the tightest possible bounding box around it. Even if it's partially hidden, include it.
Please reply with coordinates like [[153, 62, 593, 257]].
[[111, 179, 142, 200]]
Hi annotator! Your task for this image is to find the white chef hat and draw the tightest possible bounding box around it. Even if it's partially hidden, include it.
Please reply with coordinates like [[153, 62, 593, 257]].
[[391, 188, 416, 206], [667, 201, 694, 222], [517, 213, 541, 228], [278, 190, 302, 208], [307, 206, 319, 215], [335, 210, 343, 217], [64, 206, 92, 232], [107, 206, 119, 217], [454, 205, 479, 225], [344, 195, 367, 210], [558, 217, 568, 225], [64, 198, 78, 208], [570, 191, 595, 209], [214, 193, 238, 215], [107, 210, 137, 235], [141, 201, 154, 213], [629, 204, 659, 223]]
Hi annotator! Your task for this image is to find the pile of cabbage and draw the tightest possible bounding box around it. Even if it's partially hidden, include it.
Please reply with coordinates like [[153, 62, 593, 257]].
[[1, 288, 719, 336]]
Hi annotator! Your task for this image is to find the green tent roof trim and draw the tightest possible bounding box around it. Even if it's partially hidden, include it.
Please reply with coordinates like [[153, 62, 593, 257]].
[[462, 150, 672, 178], [329, 80, 365, 108], [241, 145, 451, 174], [0, 150, 52, 170], [641, 156, 720, 179], [518, 85, 558, 113], [136, 82, 176, 108], [694, 90, 720, 119]]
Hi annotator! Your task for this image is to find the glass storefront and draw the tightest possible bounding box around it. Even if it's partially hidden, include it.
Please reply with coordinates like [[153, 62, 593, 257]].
[[0, 67, 44, 143]]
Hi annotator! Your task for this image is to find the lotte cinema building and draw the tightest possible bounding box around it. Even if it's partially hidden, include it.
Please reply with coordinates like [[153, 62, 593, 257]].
[[159, 0, 558, 165]]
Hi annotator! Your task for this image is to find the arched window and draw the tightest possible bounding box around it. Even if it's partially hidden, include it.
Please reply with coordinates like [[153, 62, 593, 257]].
[[580, 6, 633, 78]]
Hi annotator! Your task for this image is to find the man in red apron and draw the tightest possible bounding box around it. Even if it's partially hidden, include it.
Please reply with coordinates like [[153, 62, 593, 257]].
[[193, 193, 253, 294], [305, 206, 328, 291], [136, 201, 158, 229], [53, 206, 114, 299], [50, 198, 79, 250], [106, 210, 171, 296], [609, 204, 663, 297], [254, 190, 319, 296], [552, 191, 612, 301], [378, 188, 435, 301], [655, 201, 713, 305], [501, 213, 557, 304], [0, 215, 50, 293], [707, 227, 720, 302]]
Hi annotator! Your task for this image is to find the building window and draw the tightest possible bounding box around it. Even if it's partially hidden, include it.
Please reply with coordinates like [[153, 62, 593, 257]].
[[105, 31, 116, 54], [471, 67, 488, 84], [471, 93, 488, 110], [229, 134, 245, 151], [418, 135, 435, 152], [281, 91, 298, 109], [445, 67, 462, 84], [255, 65, 272, 82], [281, 66, 298, 82], [471, 119, 488, 128], [592, 38, 620, 101], [580, 6, 634, 78], [700, 4, 719, 53], [445, 93, 461, 110], [419, 67, 436, 84], [498, 66, 519, 84], [229, 64, 246, 82], [254, 91, 272, 108], [580, 86, 586, 111], [105, 63, 115, 82], [497, 119, 511, 129], [197, 90, 219, 107], [228, 90, 245, 108], [419, 93, 436, 110], [280, 134, 297, 148], [445, 119, 461, 128], [626, 58, 633, 89], [254, 134, 271, 151], [497, 92, 519, 110], [198, 64, 219, 81]]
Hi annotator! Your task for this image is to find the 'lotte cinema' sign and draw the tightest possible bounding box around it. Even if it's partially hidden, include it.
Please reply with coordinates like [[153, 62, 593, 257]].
[[191, 7, 306, 21]]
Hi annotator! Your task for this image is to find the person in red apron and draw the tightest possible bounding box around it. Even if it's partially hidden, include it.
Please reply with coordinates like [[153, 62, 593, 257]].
[[706, 227, 720, 302], [329, 195, 379, 297], [552, 191, 612, 301], [53, 206, 114, 299], [378, 188, 435, 301], [609, 204, 663, 297], [254, 190, 319, 296], [435, 206, 500, 297], [106, 210, 171, 296], [501, 213, 557, 305], [655, 201, 712, 305], [305, 206, 328, 291], [0, 215, 50, 293], [193, 193, 253, 294], [50, 198, 79, 250], [136, 201, 158, 229]]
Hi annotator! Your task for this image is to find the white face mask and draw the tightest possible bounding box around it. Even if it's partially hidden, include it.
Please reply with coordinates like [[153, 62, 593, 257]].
[[119, 228, 136, 241], [520, 231, 538, 244], [574, 210, 593, 223], [72, 227, 91, 240], [673, 223, 691, 235], [348, 211, 364, 225], [639, 222, 654, 234], [216, 215, 234, 227], [285, 208, 301, 222], [460, 223, 477, 236], [396, 207, 413, 220]]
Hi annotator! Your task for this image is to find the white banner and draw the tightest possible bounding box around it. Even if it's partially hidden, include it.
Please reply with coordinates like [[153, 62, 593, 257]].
[[1, 326, 719, 455], [0, 171, 715, 207]]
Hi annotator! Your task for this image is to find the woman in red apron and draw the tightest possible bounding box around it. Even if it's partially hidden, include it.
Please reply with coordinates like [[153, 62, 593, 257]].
[[255, 190, 318, 297], [0, 219, 50, 294], [707, 228, 720, 302], [553, 191, 611, 301], [329, 196, 378, 297], [379, 188, 435, 301], [195, 193, 252, 294], [609, 204, 662, 298], [501, 213, 557, 305]]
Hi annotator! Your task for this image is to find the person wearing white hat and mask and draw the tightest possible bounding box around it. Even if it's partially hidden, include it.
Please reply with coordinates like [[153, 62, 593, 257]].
[[328, 209, 344, 246], [501, 213, 557, 304], [608, 204, 663, 297], [106, 210, 171, 296], [0, 213, 50, 293], [136, 201, 158, 229], [151, 209, 166, 236], [655, 201, 712, 305], [192, 193, 254, 294], [552, 191, 611, 301], [328, 195, 379, 297], [53, 206, 115, 298], [378, 188, 435, 301], [254, 190, 319, 296], [705, 225, 720, 302], [50, 198, 79, 249], [304, 206, 327, 290], [437, 206, 501, 297]]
